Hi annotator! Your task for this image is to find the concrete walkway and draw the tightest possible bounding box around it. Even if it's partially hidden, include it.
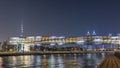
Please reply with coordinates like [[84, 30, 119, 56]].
[[0, 51, 115, 56]]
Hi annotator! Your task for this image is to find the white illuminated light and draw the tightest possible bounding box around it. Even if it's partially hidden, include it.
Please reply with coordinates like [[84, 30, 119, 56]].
[[11, 37, 19, 40], [76, 40, 84, 44], [36, 36, 42, 38], [58, 42, 63, 45], [77, 40, 84, 43], [59, 36, 65, 39], [111, 36, 118, 39], [50, 43, 55, 45], [23, 44, 30, 51], [94, 39, 102, 41], [27, 36, 34, 38], [50, 36, 57, 39]]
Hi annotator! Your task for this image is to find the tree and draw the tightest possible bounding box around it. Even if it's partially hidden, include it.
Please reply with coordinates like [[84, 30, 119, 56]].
[[2, 41, 8, 52]]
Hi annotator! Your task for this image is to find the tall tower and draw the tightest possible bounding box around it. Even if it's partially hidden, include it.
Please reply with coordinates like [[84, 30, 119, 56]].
[[87, 31, 90, 36], [92, 30, 96, 36], [20, 19, 24, 37], [20, 19, 25, 52]]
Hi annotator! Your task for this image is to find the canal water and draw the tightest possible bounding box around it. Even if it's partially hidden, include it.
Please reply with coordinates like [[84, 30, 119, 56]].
[[0, 53, 110, 68]]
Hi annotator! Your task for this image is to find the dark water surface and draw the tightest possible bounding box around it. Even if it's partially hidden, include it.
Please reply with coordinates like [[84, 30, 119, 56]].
[[0, 53, 109, 68]]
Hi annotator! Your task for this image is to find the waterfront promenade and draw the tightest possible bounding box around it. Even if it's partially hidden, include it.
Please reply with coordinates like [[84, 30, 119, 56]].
[[0, 50, 116, 56]]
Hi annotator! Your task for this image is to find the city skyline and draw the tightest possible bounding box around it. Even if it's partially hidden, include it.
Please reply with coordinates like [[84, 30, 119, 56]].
[[0, 0, 120, 41]]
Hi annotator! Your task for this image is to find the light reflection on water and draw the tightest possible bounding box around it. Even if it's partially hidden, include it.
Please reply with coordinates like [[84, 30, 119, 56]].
[[0, 53, 109, 68]]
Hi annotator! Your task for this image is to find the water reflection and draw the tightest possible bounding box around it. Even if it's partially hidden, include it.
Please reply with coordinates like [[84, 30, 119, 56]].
[[0, 57, 3, 68], [57, 55, 64, 68], [0, 53, 108, 68]]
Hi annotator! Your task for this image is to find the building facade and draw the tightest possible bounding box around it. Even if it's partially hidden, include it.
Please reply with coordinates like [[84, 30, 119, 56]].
[[9, 35, 120, 52]]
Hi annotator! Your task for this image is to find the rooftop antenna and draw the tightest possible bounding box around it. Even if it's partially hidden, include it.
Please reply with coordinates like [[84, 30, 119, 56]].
[[20, 19, 24, 37]]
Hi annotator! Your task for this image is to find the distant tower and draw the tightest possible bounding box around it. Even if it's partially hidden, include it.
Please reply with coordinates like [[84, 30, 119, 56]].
[[87, 31, 90, 36], [92, 30, 96, 36], [20, 19, 24, 37]]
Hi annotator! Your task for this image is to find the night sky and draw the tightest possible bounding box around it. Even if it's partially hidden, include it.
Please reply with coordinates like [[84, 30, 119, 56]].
[[0, 0, 120, 41]]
